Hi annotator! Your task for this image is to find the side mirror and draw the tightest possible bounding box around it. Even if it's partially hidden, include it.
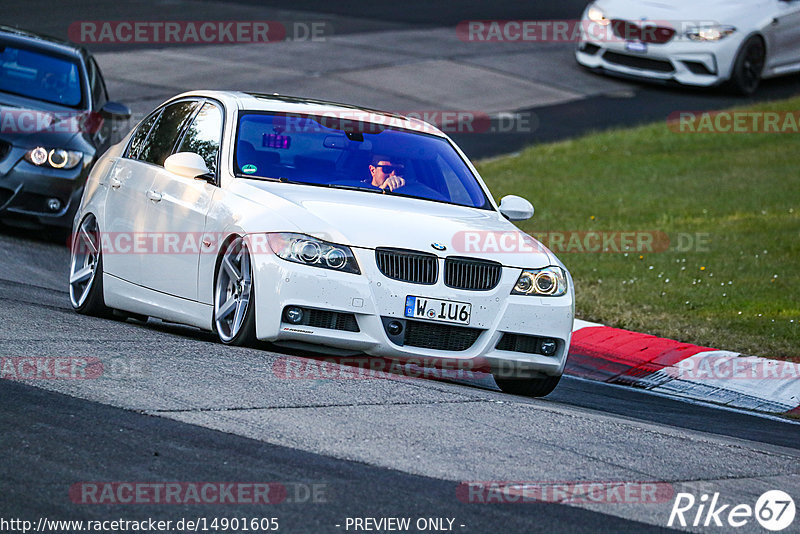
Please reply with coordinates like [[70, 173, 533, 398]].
[[99, 101, 131, 120], [498, 195, 534, 221], [165, 152, 212, 181]]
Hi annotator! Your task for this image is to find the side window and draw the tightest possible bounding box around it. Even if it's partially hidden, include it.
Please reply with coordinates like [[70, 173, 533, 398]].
[[176, 102, 223, 175], [87, 57, 107, 109], [138, 100, 200, 166], [127, 110, 161, 160]]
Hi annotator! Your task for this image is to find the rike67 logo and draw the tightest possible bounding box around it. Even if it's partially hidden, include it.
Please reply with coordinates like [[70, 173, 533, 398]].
[[668, 490, 795, 531]]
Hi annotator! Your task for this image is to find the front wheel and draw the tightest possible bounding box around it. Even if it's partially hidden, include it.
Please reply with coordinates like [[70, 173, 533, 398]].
[[494, 374, 562, 397], [69, 214, 112, 316], [729, 36, 765, 96], [213, 236, 257, 346]]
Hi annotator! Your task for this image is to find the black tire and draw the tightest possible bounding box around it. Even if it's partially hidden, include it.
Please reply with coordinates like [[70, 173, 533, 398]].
[[69, 215, 113, 317], [494, 374, 562, 397], [729, 36, 766, 96], [213, 237, 257, 347]]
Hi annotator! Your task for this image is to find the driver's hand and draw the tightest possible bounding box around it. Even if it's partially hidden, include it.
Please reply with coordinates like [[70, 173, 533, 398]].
[[380, 176, 405, 191]]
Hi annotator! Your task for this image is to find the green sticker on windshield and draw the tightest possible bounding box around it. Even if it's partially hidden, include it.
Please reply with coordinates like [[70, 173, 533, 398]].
[[242, 164, 257, 174]]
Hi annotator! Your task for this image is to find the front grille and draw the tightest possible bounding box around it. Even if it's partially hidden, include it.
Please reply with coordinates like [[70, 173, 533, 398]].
[[285, 307, 359, 332], [0, 140, 10, 162], [603, 51, 674, 73], [375, 248, 438, 285], [497, 333, 556, 355], [581, 43, 601, 55], [682, 60, 714, 75], [0, 188, 13, 208], [611, 20, 676, 44], [444, 257, 502, 291], [403, 320, 482, 351]]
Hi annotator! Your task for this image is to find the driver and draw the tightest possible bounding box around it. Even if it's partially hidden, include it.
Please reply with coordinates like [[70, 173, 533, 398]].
[[367, 155, 406, 192]]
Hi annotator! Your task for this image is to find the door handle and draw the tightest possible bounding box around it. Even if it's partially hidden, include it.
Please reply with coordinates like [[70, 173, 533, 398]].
[[110, 178, 121, 189], [146, 190, 163, 202]]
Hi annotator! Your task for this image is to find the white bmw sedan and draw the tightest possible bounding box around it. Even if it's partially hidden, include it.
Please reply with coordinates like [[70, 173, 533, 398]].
[[575, 0, 800, 94], [68, 91, 574, 397]]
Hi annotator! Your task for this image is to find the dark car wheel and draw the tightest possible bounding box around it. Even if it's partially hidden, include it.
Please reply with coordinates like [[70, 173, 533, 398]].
[[214, 236, 257, 346], [494, 374, 562, 397], [729, 36, 766, 96], [69, 214, 112, 316]]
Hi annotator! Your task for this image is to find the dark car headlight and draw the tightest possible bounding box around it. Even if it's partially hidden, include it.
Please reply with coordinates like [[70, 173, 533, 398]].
[[24, 147, 83, 170], [267, 233, 360, 274], [512, 266, 568, 297]]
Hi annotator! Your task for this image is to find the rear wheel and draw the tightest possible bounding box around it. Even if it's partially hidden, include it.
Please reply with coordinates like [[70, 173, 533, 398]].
[[729, 36, 765, 95], [213, 236, 257, 346], [69, 214, 112, 316], [494, 374, 562, 397]]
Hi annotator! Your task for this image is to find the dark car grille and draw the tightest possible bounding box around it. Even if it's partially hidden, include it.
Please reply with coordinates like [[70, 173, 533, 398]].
[[497, 333, 556, 355], [444, 257, 502, 291], [0, 140, 10, 162], [375, 248, 438, 285], [403, 320, 483, 352], [285, 307, 359, 332], [603, 51, 675, 73], [611, 20, 676, 44]]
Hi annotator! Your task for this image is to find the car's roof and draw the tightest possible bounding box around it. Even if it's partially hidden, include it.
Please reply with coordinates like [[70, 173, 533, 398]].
[[170, 90, 448, 138], [0, 25, 84, 59]]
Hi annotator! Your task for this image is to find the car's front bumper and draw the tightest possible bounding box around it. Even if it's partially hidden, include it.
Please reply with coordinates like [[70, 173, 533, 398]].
[[0, 143, 87, 228], [575, 24, 742, 87], [250, 246, 574, 378]]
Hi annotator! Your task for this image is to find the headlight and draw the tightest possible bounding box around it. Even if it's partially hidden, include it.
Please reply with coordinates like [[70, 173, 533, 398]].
[[587, 5, 610, 26], [267, 233, 360, 274], [24, 147, 83, 170], [512, 266, 568, 297], [685, 25, 736, 42]]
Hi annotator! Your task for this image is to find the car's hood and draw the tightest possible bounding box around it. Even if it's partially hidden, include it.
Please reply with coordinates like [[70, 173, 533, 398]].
[[236, 180, 554, 269], [595, 0, 770, 25], [0, 103, 81, 148]]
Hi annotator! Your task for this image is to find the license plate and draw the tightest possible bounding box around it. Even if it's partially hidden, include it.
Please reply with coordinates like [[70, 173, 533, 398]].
[[625, 41, 647, 53], [405, 296, 471, 325]]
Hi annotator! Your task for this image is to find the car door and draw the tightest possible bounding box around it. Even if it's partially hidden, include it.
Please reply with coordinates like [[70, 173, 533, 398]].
[[103, 99, 200, 285], [101, 108, 161, 284], [139, 100, 223, 301], [767, 0, 800, 71]]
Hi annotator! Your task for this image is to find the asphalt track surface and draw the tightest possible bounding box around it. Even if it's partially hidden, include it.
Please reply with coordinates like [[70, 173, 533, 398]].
[[2, 2, 800, 533]]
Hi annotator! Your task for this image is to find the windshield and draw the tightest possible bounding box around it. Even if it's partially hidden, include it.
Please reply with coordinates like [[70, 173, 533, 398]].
[[235, 112, 491, 209], [0, 44, 83, 108]]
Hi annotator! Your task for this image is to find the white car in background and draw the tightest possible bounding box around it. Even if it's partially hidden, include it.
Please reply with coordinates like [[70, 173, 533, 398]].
[[68, 91, 574, 397], [575, 0, 800, 94]]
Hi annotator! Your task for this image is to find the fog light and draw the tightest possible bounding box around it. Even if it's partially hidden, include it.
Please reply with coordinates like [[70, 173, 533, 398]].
[[47, 198, 62, 212], [284, 307, 304, 324], [540, 339, 557, 356], [387, 320, 403, 336]]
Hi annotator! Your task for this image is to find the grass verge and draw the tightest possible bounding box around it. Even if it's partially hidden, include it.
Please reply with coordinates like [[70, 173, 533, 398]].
[[476, 97, 800, 361]]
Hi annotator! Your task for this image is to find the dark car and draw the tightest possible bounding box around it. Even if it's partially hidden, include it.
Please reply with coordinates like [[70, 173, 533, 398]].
[[0, 25, 130, 228]]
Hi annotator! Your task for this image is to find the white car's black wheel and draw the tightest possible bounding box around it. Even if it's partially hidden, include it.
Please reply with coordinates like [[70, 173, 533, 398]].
[[69, 214, 111, 316], [494, 374, 561, 398], [730, 36, 765, 96], [214, 236, 256, 346]]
